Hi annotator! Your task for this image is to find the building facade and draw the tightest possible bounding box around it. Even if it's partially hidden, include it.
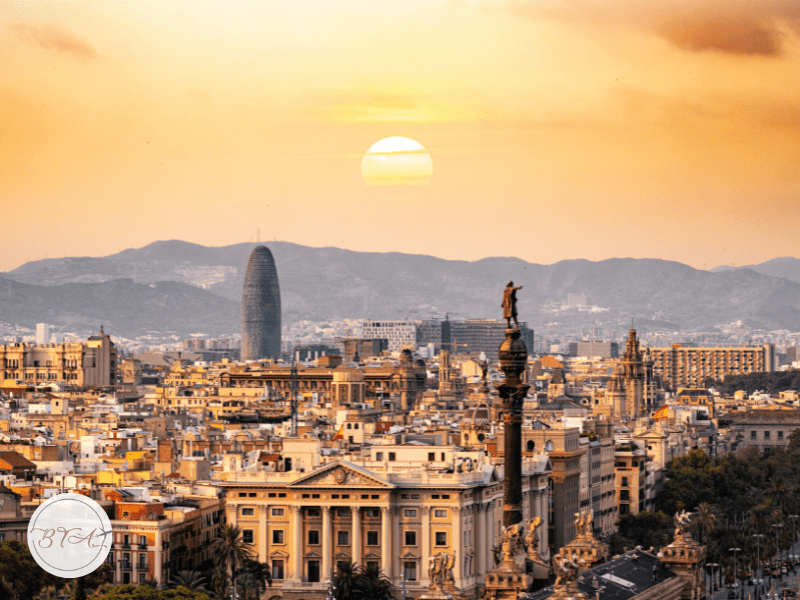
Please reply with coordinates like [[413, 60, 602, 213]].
[[220, 455, 551, 600], [361, 321, 421, 353], [0, 329, 116, 388], [649, 344, 774, 389]]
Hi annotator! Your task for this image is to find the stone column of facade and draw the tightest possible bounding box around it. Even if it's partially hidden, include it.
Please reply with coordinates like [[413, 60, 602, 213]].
[[421, 506, 431, 587], [486, 502, 494, 570], [351, 506, 361, 567], [476, 504, 486, 577], [453, 506, 462, 584], [259, 506, 268, 562], [322, 506, 332, 582], [290, 506, 302, 580], [381, 506, 393, 579]]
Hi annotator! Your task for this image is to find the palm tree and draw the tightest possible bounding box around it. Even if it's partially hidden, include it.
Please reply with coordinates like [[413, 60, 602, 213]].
[[333, 561, 361, 600], [170, 570, 211, 593], [355, 563, 395, 600], [238, 559, 272, 592], [694, 502, 718, 544], [211, 525, 254, 599], [234, 572, 261, 600], [749, 504, 770, 534]]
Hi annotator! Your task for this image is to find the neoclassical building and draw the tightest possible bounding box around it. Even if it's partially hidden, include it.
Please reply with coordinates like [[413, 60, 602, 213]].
[[219, 445, 552, 600], [0, 328, 116, 388]]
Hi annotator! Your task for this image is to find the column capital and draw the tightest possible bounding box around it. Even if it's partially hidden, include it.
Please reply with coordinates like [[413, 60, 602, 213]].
[[421, 506, 431, 516], [259, 505, 268, 515], [289, 505, 300, 514], [452, 506, 462, 514], [350, 506, 361, 515], [322, 505, 331, 514], [381, 505, 393, 515]]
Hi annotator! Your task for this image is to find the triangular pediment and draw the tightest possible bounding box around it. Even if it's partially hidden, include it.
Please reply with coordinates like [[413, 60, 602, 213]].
[[287, 460, 394, 489]]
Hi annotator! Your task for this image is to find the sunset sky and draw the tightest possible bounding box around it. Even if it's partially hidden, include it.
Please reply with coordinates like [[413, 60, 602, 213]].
[[2, 0, 799, 272]]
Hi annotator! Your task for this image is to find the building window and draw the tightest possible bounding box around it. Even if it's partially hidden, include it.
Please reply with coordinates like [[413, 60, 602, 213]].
[[271, 508, 285, 516], [139, 573, 146, 583], [337, 531, 349, 546], [751, 431, 757, 439], [337, 508, 350, 517], [242, 507, 255, 516], [428, 452, 435, 461], [367, 531, 379, 546], [621, 477, 628, 487], [307, 508, 321, 517], [404, 509, 417, 518], [404, 561, 418, 581], [367, 561, 379, 571], [273, 530, 284, 544], [308, 530, 320, 545], [389, 452, 396, 461], [778, 431, 784, 439], [242, 530, 254, 544], [308, 560, 320, 583], [365, 509, 380, 518], [376, 452, 383, 460], [272, 559, 285, 580], [764, 431, 771, 439], [405, 531, 417, 546], [434, 509, 447, 518], [435, 532, 447, 546]]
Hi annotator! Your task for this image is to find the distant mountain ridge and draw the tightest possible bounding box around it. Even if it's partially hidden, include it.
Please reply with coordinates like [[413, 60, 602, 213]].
[[3, 241, 800, 339]]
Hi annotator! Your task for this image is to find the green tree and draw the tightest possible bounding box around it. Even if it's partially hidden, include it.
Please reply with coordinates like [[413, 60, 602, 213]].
[[96, 584, 213, 599], [0, 540, 59, 600], [333, 561, 361, 600], [169, 572, 211, 594], [354, 563, 395, 600], [694, 502, 718, 545], [210, 525, 254, 599], [617, 511, 672, 550]]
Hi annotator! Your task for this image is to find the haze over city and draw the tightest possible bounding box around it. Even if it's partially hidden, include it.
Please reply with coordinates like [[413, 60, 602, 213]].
[[3, 0, 800, 273]]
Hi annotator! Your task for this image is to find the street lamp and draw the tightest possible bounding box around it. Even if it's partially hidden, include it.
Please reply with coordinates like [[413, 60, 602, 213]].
[[707, 562, 719, 592], [789, 515, 798, 562], [754, 533, 765, 600], [730, 547, 741, 599]]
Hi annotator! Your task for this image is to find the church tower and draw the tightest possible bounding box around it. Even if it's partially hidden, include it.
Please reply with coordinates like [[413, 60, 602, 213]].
[[622, 327, 644, 419]]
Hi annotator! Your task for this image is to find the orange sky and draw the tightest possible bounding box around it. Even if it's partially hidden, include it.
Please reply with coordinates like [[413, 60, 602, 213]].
[[2, 0, 799, 272]]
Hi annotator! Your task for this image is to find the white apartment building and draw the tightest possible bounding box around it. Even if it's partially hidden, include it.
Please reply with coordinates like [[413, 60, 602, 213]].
[[361, 320, 421, 352]]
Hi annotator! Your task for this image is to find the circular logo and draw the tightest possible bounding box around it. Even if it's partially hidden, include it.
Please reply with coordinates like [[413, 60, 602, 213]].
[[27, 492, 112, 578]]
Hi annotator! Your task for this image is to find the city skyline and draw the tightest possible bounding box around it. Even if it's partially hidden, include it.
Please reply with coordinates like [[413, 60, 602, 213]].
[[2, 1, 799, 273]]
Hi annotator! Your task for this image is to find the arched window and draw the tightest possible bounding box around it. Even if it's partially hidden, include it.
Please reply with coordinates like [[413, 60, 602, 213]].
[[545, 440, 554, 452], [526, 440, 535, 452]]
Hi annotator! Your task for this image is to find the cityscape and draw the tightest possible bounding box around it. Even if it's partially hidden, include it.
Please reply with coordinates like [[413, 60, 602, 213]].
[[3, 1, 800, 600]]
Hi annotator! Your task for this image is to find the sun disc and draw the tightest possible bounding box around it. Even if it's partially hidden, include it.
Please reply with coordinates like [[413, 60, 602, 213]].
[[361, 137, 433, 198]]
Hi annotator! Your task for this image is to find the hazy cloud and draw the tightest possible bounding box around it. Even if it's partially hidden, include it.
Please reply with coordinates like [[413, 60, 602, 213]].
[[8, 22, 97, 59], [502, 0, 800, 56]]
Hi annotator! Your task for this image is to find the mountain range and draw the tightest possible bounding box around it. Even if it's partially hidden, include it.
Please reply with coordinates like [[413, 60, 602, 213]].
[[3, 240, 800, 339]]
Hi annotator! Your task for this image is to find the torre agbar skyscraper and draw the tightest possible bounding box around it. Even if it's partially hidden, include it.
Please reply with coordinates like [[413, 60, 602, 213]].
[[241, 245, 282, 360]]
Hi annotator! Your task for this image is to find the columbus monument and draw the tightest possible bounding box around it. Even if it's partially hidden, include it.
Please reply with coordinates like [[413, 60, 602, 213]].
[[241, 245, 281, 361], [482, 282, 531, 600]]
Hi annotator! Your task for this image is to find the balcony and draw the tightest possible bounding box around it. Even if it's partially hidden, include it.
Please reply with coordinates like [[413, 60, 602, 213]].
[[120, 561, 132, 570], [138, 543, 148, 550]]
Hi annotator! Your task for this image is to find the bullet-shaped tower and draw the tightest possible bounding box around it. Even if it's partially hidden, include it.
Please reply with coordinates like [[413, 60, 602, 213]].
[[241, 246, 281, 360]]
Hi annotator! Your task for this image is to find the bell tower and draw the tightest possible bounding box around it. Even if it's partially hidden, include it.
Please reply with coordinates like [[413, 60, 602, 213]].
[[622, 327, 644, 419]]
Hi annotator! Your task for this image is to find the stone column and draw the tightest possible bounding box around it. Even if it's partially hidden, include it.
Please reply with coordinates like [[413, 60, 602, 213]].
[[381, 506, 393, 579], [259, 505, 268, 562], [476, 504, 486, 577], [421, 506, 431, 586], [290, 506, 302, 580], [351, 506, 361, 566], [322, 506, 332, 581], [486, 501, 494, 569], [453, 506, 462, 585]]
